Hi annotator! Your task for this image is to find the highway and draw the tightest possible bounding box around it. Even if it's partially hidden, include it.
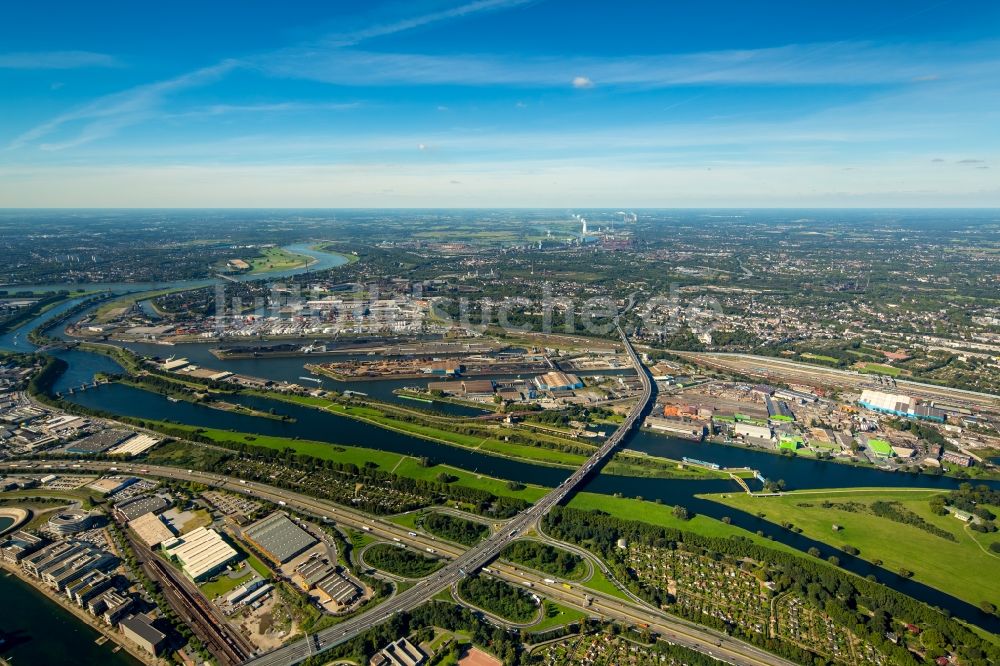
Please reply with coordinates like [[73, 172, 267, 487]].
[[10, 325, 795, 666], [240, 322, 655, 666]]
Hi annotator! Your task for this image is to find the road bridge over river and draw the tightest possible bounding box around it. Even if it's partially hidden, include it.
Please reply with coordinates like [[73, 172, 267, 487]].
[[14, 324, 795, 666], [244, 322, 655, 666]]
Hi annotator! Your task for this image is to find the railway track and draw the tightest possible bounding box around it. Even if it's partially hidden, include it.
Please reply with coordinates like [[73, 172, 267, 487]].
[[128, 530, 254, 665]]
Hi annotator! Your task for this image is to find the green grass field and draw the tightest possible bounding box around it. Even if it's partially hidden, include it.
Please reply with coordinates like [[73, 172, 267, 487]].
[[247, 246, 313, 274], [529, 601, 587, 632], [93, 287, 189, 323], [858, 363, 904, 377], [580, 567, 630, 601], [139, 419, 549, 505], [800, 353, 839, 363], [703, 488, 1000, 607], [567, 491, 804, 555]]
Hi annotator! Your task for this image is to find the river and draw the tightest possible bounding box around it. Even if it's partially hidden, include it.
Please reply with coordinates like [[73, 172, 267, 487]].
[[3, 245, 999, 633], [3, 242, 349, 294]]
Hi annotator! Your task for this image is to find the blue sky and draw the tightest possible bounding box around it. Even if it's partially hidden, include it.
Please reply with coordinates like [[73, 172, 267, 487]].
[[1, 0, 999, 206]]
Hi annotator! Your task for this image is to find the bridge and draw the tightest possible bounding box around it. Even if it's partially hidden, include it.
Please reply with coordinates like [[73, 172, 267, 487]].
[[243, 321, 655, 666], [34, 340, 78, 353]]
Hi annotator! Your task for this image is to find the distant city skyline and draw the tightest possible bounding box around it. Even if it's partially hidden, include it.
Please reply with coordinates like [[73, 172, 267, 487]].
[[2, 0, 999, 207]]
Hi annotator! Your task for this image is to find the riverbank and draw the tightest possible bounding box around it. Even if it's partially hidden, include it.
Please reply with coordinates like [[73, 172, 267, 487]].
[[258, 390, 725, 480], [0, 561, 153, 665], [701, 487, 1000, 609]]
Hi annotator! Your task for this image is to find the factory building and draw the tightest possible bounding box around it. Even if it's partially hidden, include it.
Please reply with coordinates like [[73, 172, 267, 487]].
[[459, 379, 496, 398], [114, 494, 170, 523], [370, 638, 427, 666], [107, 433, 161, 457], [858, 390, 945, 422], [534, 371, 583, 392], [226, 578, 268, 606], [129, 512, 175, 548], [315, 573, 361, 608], [66, 429, 135, 455], [162, 526, 239, 581], [423, 360, 462, 376], [88, 476, 139, 496], [733, 422, 773, 441], [242, 512, 317, 565]]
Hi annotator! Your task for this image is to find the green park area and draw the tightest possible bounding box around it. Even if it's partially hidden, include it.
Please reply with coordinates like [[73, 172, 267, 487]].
[[703, 488, 1000, 607]]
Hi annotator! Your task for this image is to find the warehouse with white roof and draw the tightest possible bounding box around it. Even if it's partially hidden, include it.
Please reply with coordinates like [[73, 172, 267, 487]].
[[162, 526, 238, 581]]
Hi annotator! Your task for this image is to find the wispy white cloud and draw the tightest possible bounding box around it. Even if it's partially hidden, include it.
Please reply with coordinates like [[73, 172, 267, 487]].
[[9, 1, 531, 151], [8, 60, 240, 151], [0, 50, 119, 69], [320, 0, 534, 47], [256, 40, 1000, 89], [571, 76, 594, 89], [176, 101, 362, 117]]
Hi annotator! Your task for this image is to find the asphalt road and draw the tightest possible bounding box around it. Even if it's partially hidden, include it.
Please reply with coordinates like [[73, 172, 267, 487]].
[[10, 327, 795, 666]]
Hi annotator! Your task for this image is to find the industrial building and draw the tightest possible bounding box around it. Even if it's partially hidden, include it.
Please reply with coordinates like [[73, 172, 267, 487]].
[[114, 494, 170, 523], [120, 614, 167, 656], [107, 433, 161, 457], [534, 371, 583, 392], [370, 638, 427, 666], [162, 526, 239, 581], [292, 555, 361, 608], [315, 572, 361, 608], [242, 512, 317, 565], [66, 429, 135, 454], [226, 578, 268, 607], [943, 450, 974, 467], [458, 379, 496, 398], [292, 555, 336, 590], [88, 476, 140, 496], [858, 390, 946, 422], [129, 512, 175, 547], [423, 360, 462, 376], [733, 422, 773, 441]]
